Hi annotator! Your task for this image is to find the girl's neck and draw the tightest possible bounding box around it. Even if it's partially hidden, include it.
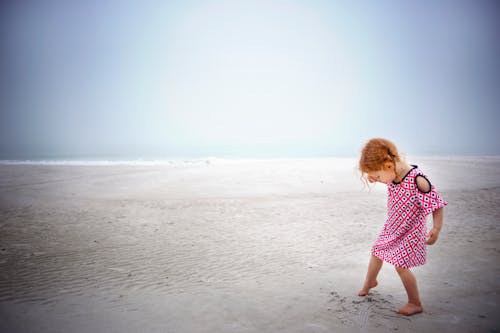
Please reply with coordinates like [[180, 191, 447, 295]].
[[394, 161, 412, 183]]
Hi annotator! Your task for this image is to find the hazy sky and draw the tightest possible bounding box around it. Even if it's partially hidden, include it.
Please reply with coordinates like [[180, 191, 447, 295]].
[[1, 0, 499, 159]]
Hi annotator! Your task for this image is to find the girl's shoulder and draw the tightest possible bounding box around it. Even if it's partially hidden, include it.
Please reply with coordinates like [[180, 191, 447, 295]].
[[410, 166, 433, 193], [392, 165, 418, 185], [390, 166, 432, 193]]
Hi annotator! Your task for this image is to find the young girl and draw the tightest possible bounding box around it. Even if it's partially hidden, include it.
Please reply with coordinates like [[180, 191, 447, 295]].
[[357, 138, 447, 316]]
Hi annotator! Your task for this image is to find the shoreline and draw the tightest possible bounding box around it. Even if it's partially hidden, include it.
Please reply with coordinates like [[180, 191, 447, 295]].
[[1, 155, 499, 165]]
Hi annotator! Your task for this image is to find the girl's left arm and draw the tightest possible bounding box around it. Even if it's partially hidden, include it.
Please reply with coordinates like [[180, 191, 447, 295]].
[[426, 207, 444, 245]]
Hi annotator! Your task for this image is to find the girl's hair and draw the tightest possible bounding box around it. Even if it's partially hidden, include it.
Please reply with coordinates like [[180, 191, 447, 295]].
[[359, 138, 401, 180]]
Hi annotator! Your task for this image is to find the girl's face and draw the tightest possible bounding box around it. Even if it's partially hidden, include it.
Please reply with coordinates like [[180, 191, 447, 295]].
[[366, 168, 396, 184]]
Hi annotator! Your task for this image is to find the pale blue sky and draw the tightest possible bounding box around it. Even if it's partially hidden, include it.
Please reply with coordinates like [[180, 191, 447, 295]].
[[1, 0, 499, 159]]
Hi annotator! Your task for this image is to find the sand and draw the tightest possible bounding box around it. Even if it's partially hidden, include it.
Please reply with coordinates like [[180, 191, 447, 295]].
[[0, 157, 499, 332]]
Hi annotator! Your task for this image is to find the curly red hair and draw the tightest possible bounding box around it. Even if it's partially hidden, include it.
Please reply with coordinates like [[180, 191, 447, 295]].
[[359, 138, 401, 182]]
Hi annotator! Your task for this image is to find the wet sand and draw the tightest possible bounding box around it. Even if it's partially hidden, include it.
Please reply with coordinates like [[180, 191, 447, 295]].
[[0, 157, 499, 332]]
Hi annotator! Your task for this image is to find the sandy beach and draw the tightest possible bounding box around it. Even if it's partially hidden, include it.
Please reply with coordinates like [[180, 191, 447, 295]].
[[0, 157, 499, 332]]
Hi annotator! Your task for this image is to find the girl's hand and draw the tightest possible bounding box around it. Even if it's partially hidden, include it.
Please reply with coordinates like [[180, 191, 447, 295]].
[[426, 227, 440, 245]]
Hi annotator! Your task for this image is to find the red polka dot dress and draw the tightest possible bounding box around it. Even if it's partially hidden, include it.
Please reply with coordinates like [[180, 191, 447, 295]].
[[371, 165, 447, 269]]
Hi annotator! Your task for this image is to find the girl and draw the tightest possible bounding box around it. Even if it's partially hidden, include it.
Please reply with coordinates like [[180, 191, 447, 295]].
[[357, 138, 447, 316]]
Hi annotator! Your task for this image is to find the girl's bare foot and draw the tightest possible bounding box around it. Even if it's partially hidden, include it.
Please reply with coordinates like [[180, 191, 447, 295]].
[[396, 303, 423, 316], [358, 280, 378, 296]]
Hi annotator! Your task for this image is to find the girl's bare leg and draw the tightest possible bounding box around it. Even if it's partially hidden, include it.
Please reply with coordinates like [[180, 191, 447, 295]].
[[358, 255, 383, 296], [395, 267, 423, 315]]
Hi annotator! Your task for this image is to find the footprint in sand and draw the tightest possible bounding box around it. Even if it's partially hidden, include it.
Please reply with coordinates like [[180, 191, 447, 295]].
[[327, 290, 410, 329]]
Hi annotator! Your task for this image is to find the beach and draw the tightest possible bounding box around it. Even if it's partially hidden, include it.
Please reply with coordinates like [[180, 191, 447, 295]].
[[0, 157, 499, 332]]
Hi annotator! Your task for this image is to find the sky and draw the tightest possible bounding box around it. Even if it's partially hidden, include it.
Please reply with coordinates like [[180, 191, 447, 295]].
[[1, 0, 499, 159]]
